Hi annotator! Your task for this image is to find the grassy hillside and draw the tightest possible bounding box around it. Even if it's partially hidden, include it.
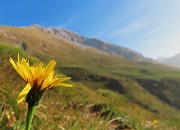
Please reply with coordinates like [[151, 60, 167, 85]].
[[0, 25, 180, 129], [0, 43, 154, 130]]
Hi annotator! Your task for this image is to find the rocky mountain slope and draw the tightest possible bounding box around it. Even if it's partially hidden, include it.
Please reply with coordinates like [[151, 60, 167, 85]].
[[36, 25, 153, 62]]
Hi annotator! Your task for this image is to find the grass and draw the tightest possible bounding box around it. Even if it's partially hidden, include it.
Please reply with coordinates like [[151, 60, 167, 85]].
[[105, 66, 180, 79]]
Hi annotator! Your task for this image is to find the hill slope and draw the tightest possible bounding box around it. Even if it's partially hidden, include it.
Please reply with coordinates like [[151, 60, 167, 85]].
[[0, 25, 180, 129]]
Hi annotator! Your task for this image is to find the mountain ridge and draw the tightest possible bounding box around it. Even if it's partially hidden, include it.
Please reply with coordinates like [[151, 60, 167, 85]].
[[32, 25, 154, 62]]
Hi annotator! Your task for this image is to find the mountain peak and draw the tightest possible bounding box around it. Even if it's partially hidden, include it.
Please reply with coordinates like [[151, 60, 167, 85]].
[[39, 26, 86, 44]]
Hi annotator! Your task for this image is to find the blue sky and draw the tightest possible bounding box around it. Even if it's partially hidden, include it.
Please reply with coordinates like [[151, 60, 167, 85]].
[[0, 0, 180, 59]]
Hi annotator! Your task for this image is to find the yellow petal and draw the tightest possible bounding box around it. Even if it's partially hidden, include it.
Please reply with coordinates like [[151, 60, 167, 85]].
[[55, 83, 73, 87], [17, 84, 31, 104], [51, 77, 71, 86], [43, 60, 56, 78], [9, 58, 21, 75], [9, 57, 28, 81]]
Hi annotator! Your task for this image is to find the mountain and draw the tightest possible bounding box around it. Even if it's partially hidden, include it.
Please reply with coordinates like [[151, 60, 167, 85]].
[[82, 38, 153, 61], [36, 25, 153, 62], [0, 25, 180, 129], [38, 25, 86, 44], [157, 53, 180, 67]]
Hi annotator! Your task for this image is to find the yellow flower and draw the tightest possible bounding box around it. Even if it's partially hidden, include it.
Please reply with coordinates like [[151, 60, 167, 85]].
[[9, 54, 73, 105], [153, 119, 158, 124]]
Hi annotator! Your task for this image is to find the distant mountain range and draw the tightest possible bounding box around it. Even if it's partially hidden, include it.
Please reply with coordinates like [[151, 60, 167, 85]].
[[36, 25, 153, 62], [157, 53, 180, 68]]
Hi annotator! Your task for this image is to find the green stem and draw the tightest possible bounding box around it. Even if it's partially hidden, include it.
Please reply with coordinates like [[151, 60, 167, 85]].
[[26, 105, 36, 130]]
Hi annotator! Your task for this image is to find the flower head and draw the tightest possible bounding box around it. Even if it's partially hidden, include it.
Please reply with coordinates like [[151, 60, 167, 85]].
[[10, 54, 72, 105], [153, 119, 158, 124]]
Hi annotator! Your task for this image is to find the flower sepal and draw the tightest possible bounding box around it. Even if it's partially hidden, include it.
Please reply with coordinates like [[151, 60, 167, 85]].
[[26, 81, 45, 107]]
